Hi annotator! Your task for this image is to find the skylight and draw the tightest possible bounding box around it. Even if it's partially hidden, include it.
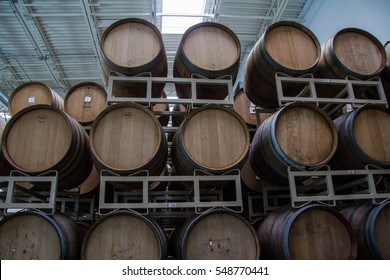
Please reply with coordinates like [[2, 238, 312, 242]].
[[161, 0, 206, 34]]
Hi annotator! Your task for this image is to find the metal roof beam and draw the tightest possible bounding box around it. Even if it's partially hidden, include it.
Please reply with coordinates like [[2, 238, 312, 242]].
[[80, 0, 107, 86], [9, 1, 63, 87]]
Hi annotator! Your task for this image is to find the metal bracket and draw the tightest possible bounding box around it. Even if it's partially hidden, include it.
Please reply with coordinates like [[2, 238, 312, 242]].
[[98, 169, 243, 215]]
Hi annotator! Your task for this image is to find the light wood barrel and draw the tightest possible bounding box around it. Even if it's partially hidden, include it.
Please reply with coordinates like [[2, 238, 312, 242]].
[[68, 164, 100, 195], [171, 105, 250, 175], [330, 104, 390, 170], [340, 201, 390, 260], [244, 21, 320, 108], [258, 204, 357, 260], [152, 91, 169, 127], [171, 209, 260, 260], [233, 88, 272, 127], [173, 22, 241, 99], [380, 42, 390, 106], [89, 103, 168, 176], [0, 211, 81, 259], [249, 103, 338, 185], [101, 18, 167, 97], [64, 82, 107, 125], [81, 211, 167, 259], [0, 118, 12, 176], [1, 105, 92, 189], [317, 28, 386, 80], [8, 81, 64, 115]]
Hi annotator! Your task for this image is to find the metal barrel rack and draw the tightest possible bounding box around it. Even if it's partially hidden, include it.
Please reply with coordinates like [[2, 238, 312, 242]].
[[246, 72, 390, 219]]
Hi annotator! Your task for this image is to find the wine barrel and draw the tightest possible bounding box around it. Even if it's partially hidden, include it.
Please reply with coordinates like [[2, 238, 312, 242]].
[[317, 28, 386, 80], [0, 118, 11, 176], [258, 204, 357, 260], [233, 88, 272, 127], [171, 209, 260, 260], [89, 103, 168, 176], [101, 18, 167, 98], [244, 21, 321, 108], [81, 210, 167, 259], [171, 105, 250, 176], [173, 22, 241, 100], [0, 211, 81, 259], [380, 42, 390, 106], [1, 105, 92, 189], [240, 157, 275, 193], [340, 201, 390, 259], [152, 91, 170, 127], [250, 103, 338, 185], [64, 82, 107, 126], [8, 81, 64, 115], [68, 164, 100, 195], [330, 104, 390, 170]]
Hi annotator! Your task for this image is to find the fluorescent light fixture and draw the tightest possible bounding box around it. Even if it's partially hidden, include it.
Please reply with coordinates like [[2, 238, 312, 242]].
[[162, 0, 206, 34]]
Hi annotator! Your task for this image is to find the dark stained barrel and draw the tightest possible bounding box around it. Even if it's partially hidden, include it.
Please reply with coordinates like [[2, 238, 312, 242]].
[[8, 81, 64, 116], [173, 22, 241, 100], [258, 204, 357, 260], [0, 211, 81, 259], [249, 103, 338, 185], [1, 105, 92, 189], [81, 211, 167, 259], [244, 21, 321, 108], [171, 209, 260, 260], [340, 201, 390, 260]]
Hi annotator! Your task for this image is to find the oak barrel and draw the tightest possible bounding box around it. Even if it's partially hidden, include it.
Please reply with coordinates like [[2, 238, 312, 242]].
[[233, 88, 272, 127], [64, 82, 107, 125], [330, 104, 390, 170], [173, 22, 241, 99], [1, 105, 92, 189], [0, 118, 11, 176], [171, 209, 260, 260], [68, 164, 100, 195], [249, 103, 338, 185], [317, 28, 386, 80], [171, 105, 250, 176], [244, 21, 320, 108], [258, 204, 357, 260], [89, 103, 168, 176], [101, 18, 167, 97], [380, 42, 390, 106], [8, 81, 64, 115], [152, 91, 170, 126], [340, 201, 390, 259], [81, 210, 167, 259], [0, 211, 81, 259]]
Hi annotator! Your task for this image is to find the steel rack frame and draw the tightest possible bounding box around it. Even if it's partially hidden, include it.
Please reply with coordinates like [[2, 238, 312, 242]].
[[98, 169, 243, 215], [106, 73, 235, 108], [0, 170, 58, 215], [274, 72, 388, 114], [287, 165, 390, 208]]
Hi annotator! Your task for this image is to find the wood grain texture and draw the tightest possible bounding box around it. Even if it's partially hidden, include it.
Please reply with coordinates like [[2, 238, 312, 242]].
[[65, 82, 107, 125], [90, 103, 167, 175], [265, 25, 319, 70], [182, 25, 239, 71], [275, 106, 335, 165], [374, 205, 390, 259], [81, 212, 166, 260], [334, 30, 384, 75], [181, 106, 249, 170], [288, 208, 353, 259], [102, 21, 160, 68], [8, 82, 64, 115], [5, 108, 72, 172], [353, 108, 390, 163]]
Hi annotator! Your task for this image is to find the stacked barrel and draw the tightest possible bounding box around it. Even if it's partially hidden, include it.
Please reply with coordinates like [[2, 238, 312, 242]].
[[1, 18, 390, 260]]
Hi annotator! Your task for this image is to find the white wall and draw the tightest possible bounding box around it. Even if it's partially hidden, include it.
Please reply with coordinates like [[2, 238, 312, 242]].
[[303, 0, 390, 45]]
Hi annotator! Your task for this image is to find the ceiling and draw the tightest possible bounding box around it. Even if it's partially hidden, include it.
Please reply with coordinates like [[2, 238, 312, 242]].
[[0, 0, 312, 112]]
